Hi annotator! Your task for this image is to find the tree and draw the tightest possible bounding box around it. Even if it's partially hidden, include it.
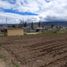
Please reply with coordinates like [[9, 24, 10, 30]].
[[51, 24, 54, 28], [12, 25, 15, 28], [24, 22, 27, 27], [31, 22, 34, 30], [19, 20, 24, 27], [38, 22, 41, 27]]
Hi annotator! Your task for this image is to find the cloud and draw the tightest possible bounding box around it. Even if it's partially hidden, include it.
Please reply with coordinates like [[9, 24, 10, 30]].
[[38, 0, 67, 21], [0, 0, 67, 23], [0, 11, 39, 24]]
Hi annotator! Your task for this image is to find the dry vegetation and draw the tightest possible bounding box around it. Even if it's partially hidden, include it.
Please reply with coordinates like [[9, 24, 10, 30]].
[[0, 33, 67, 67]]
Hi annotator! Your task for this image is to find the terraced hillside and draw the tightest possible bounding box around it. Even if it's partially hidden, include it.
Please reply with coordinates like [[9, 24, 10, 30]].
[[0, 34, 67, 67]]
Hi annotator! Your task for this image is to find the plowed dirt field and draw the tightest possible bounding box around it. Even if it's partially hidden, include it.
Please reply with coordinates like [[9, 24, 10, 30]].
[[0, 34, 67, 67]]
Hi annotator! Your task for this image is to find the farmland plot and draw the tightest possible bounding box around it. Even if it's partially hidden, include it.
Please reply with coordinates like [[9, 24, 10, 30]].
[[0, 34, 67, 67]]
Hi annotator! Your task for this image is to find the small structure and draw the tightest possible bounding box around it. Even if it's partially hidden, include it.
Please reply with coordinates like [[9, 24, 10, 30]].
[[35, 27, 44, 32], [7, 28, 24, 36]]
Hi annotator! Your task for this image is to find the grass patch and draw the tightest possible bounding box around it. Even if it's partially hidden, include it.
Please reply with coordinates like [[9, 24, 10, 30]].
[[15, 64, 19, 67]]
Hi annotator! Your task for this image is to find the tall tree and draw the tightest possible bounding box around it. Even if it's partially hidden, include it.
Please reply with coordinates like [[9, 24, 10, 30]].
[[31, 22, 34, 30], [19, 20, 24, 27], [24, 22, 27, 27], [51, 24, 54, 28], [38, 22, 41, 27]]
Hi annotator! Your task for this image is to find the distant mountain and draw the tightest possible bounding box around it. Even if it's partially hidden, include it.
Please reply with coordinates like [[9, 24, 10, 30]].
[[44, 22, 67, 27]]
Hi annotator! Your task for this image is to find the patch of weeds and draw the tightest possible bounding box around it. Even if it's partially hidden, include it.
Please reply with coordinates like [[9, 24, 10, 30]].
[[15, 64, 19, 67], [0, 54, 7, 61], [0, 54, 5, 59]]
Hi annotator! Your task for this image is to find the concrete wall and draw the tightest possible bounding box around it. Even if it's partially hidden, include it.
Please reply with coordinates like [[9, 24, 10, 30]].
[[7, 28, 24, 36]]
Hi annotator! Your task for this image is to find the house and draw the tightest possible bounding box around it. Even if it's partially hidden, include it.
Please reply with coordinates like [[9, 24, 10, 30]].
[[0, 27, 24, 36], [6, 28, 24, 36]]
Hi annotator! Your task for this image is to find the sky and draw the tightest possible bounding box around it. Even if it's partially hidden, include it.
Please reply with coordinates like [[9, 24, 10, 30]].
[[0, 0, 67, 24]]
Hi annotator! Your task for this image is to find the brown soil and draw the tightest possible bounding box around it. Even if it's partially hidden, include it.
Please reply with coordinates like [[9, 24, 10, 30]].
[[0, 60, 6, 67], [0, 34, 67, 67]]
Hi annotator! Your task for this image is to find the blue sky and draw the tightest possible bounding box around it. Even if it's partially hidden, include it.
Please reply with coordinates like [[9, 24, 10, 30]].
[[0, 0, 67, 23], [0, 8, 37, 15], [0, 0, 38, 15]]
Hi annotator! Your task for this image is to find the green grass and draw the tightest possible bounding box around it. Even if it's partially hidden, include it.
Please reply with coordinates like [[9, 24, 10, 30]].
[[15, 64, 19, 67]]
